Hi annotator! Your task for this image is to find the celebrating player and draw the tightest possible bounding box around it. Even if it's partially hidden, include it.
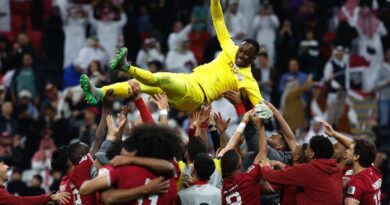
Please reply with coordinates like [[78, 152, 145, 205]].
[[80, 0, 272, 119]]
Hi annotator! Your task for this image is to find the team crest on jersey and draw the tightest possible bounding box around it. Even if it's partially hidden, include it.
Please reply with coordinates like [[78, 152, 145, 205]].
[[345, 169, 353, 175], [347, 186, 356, 194], [372, 179, 382, 190], [237, 73, 243, 81]]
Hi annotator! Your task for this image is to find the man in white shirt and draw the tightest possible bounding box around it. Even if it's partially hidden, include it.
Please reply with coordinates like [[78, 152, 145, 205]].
[[168, 19, 194, 52], [224, 0, 247, 44], [178, 153, 222, 205]]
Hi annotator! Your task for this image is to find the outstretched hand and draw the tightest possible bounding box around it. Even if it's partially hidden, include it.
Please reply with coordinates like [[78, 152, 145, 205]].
[[213, 112, 231, 133], [153, 93, 169, 110], [199, 105, 212, 126], [319, 120, 335, 137], [128, 80, 141, 99], [223, 90, 242, 105]]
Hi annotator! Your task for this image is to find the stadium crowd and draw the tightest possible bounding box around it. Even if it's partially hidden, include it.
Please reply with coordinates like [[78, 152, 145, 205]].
[[0, 0, 390, 204]]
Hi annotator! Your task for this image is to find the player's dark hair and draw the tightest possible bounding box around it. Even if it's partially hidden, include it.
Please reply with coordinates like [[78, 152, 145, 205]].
[[221, 150, 240, 178], [354, 139, 377, 167], [243, 39, 260, 54], [194, 153, 215, 181], [127, 124, 184, 161], [67, 142, 89, 165], [106, 140, 123, 160], [298, 143, 309, 163], [51, 146, 70, 173], [309, 135, 334, 159], [188, 137, 207, 162], [276, 131, 288, 151]]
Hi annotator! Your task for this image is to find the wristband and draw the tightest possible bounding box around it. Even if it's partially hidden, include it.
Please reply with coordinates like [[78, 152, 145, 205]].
[[236, 122, 247, 134], [199, 123, 208, 129], [160, 109, 168, 115]]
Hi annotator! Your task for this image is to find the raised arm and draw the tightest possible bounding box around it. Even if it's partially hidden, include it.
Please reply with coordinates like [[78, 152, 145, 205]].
[[210, 0, 235, 50], [217, 111, 251, 157], [252, 114, 267, 164], [321, 121, 353, 148], [265, 101, 299, 151]]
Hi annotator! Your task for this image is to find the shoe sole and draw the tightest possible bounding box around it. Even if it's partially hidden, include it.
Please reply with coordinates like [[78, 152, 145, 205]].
[[110, 47, 128, 71], [80, 74, 98, 105]]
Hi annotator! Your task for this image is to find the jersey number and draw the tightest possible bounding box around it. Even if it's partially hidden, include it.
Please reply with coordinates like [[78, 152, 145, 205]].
[[225, 192, 242, 205], [373, 191, 381, 205], [73, 188, 83, 205], [137, 178, 159, 205]]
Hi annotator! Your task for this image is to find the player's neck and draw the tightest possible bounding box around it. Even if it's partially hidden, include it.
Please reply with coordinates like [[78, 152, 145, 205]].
[[226, 170, 241, 179], [353, 163, 367, 174]]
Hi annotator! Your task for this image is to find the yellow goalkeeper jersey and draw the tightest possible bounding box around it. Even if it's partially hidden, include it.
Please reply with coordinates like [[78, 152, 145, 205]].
[[190, 0, 263, 106]]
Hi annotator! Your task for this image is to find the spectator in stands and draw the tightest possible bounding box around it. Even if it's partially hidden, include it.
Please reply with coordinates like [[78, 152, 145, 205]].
[[323, 46, 348, 104], [6, 168, 28, 196], [16, 90, 38, 120], [31, 134, 56, 191], [224, 0, 247, 44], [278, 59, 307, 93], [260, 135, 343, 204], [147, 60, 163, 73], [253, 52, 278, 103], [89, 5, 127, 61], [280, 75, 313, 136], [276, 20, 298, 74], [74, 37, 108, 71], [11, 53, 42, 105], [137, 5, 153, 33], [136, 37, 165, 69], [58, 2, 88, 68], [0, 101, 18, 135], [191, 0, 208, 32], [298, 29, 321, 77], [336, 0, 360, 28], [356, 6, 387, 68], [0, 85, 5, 106], [178, 153, 221, 205], [252, 2, 279, 66], [375, 49, 390, 126], [168, 19, 194, 52], [27, 175, 46, 196], [16, 33, 35, 56], [238, 0, 259, 36], [80, 108, 98, 146], [165, 37, 197, 73]]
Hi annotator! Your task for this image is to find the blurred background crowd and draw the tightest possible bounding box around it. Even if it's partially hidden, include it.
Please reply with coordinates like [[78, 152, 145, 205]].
[[0, 0, 390, 202]]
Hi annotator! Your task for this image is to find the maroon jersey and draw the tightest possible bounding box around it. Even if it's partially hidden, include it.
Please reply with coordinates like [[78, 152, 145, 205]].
[[344, 166, 382, 205], [70, 153, 97, 205], [109, 165, 178, 205], [58, 173, 74, 205], [98, 164, 114, 176], [222, 164, 262, 205]]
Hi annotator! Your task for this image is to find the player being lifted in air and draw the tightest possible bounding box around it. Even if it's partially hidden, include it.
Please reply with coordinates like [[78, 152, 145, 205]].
[[80, 0, 272, 119]]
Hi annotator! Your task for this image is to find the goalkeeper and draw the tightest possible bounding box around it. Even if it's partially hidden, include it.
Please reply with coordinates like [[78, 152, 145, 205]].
[[80, 0, 272, 118]]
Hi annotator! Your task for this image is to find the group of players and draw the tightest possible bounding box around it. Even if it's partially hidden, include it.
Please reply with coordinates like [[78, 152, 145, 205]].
[[0, 0, 383, 204]]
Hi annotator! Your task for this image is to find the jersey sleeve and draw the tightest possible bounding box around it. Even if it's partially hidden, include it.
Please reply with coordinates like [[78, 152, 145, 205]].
[[108, 167, 122, 187], [246, 164, 262, 181], [71, 154, 94, 188], [238, 70, 264, 106], [344, 179, 364, 202], [210, 0, 236, 52]]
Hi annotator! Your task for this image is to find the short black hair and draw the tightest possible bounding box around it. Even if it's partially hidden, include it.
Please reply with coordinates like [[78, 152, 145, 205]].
[[309, 135, 334, 159], [298, 143, 309, 163], [67, 142, 89, 165], [106, 140, 123, 160], [242, 39, 260, 54], [188, 137, 207, 162], [51, 146, 70, 173], [354, 139, 377, 167], [194, 153, 215, 181], [33, 174, 43, 184], [221, 150, 240, 178], [125, 124, 184, 161]]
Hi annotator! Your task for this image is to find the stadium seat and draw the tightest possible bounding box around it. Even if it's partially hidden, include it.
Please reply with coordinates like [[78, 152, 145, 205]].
[[189, 31, 210, 64], [11, 15, 24, 34], [10, 0, 31, 18]]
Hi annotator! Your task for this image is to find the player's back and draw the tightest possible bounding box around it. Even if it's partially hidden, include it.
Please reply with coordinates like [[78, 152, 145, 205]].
[[109, 165, 178, 205], [345, 166, 382, 205], [222, 165, 261, 205], [58, 174, 74, 205]]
